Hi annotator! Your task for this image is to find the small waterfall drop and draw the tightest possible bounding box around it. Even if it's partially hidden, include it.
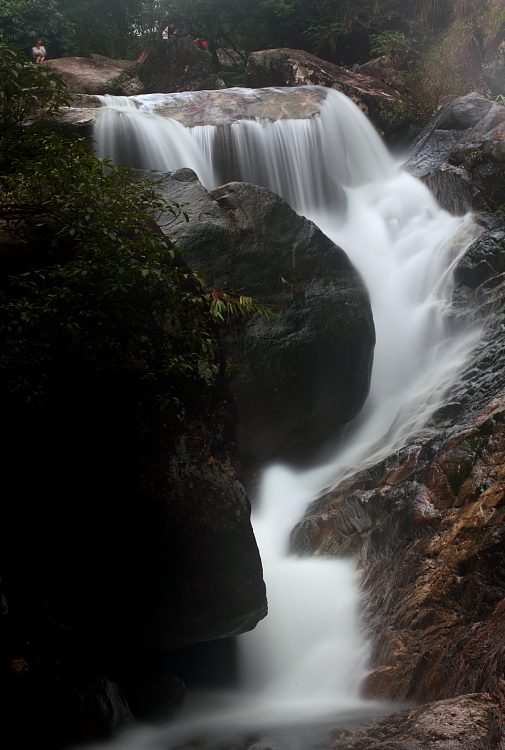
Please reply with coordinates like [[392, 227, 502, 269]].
[[90, 89, 482, 749], [94, 95, 214, 186]]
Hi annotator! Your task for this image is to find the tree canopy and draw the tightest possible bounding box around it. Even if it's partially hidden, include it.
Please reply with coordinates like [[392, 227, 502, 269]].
[[0, 0, 462, 64]]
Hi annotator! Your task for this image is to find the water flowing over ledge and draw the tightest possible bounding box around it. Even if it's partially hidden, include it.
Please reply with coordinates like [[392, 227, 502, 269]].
[[88, 88, 483, 749]]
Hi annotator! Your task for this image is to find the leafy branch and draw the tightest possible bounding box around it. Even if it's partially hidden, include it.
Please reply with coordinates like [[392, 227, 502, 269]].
[[206, 287, 276, 323]]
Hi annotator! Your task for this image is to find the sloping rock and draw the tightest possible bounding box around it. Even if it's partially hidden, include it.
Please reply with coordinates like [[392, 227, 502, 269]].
[[332, 694, 502, 750], [41, 54, 137, 94], [245, 48, 399, 129], [136, 168, 374, 479], [290, 227, 505, 705], [357, 55, 406, 91], [405, 92, 505, 215], [405, 93, 494, 179]]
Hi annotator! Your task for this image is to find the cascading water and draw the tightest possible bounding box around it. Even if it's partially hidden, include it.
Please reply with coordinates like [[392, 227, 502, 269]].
[[89, 90, 482, 749]]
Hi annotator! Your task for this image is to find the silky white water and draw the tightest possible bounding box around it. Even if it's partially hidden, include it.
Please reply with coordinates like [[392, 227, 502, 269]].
[[89, 90, 482, 748]]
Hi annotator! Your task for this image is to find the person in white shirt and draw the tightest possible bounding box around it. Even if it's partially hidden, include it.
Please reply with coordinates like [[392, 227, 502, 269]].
[[32, 40, 46, 62]]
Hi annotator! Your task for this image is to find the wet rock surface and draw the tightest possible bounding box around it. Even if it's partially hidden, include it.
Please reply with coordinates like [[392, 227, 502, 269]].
[[331, 694, 502, 750], [55, 86, 330, 136], [291, 225, 505, 706], [136, 168, 375, 479]]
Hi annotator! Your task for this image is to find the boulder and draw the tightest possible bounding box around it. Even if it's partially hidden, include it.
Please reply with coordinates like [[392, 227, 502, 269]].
[[405, 92, 505, 215], [41, 54, 137, 94], [244, 48, 399, 130], [291, 226, 505, 705], [405, 93, 494, 179], [332, 694, 502, 750], [137, 168, 375, 480]]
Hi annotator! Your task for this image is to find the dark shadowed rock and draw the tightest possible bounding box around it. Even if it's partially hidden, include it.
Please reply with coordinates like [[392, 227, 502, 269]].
[[135, 168, 375, 479], [332, 694, 502, 750], [405, 93, 494, 179], [1, 226, 266, 747], [244, 49, 399, 129]]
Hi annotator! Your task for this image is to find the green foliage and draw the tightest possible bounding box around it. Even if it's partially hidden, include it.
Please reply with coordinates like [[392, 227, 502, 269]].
[[53, 0, 141, 58], [0, 43, 221, 405], [132, 36, 214, 94], [0, 0, 75, 57], [0, 44, 71, 145], [0, 134, 221, 403], [369, 30, 413, 57], [0, 43, 276, 408], [410, 0, 505, 105], [206, 288, 275, 323]]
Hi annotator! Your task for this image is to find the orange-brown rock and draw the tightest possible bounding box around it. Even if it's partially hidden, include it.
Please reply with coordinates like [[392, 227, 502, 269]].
[[331, 693, 502, 749], [245, 48, 399, 131]]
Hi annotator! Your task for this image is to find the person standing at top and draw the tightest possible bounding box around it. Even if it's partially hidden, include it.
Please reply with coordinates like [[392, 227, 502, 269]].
[[31, 40, 46, 62]]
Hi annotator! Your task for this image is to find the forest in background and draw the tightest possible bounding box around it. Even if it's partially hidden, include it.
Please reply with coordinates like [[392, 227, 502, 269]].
[[1, 1, 505, 111]]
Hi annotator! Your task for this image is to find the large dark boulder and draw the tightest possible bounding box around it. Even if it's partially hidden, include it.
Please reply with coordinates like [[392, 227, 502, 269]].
[[244, 48, 399, 130], [137, 169, 375, 480], [290, 226, 505, 706]]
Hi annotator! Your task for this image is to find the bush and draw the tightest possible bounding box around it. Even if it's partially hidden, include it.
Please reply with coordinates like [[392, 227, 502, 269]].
[[0, 43, 219, 407]]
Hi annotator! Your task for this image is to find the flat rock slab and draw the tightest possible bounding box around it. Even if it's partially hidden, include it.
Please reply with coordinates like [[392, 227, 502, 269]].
[[56, 86, 329, 135], [332, 694, 502, 749], [41, 54, 136, 95]]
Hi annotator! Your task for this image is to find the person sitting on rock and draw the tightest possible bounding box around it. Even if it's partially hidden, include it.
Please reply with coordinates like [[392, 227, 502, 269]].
[[31, 40, 46, 62]]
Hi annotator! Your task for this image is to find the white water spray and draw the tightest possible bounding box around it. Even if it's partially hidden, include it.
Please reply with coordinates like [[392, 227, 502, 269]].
[[90, 89, 481, 748]]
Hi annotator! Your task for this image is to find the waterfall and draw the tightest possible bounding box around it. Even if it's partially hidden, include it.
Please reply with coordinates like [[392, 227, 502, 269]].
[[90, 90, 481, 749]]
